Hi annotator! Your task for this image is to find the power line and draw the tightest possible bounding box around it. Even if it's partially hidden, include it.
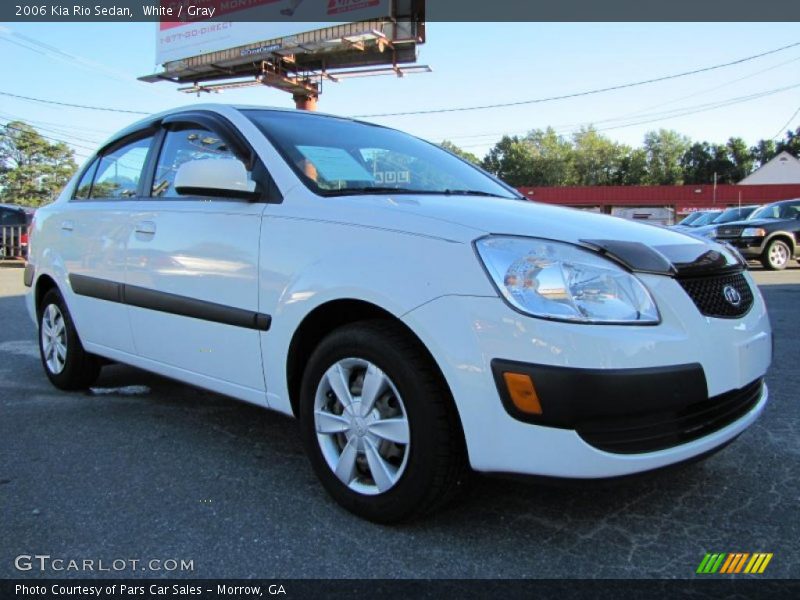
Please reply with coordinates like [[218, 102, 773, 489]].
[[455, 82, 800, 149], [772, 104, 800, 140], [1, 28, 177, 96], [351, 40, 800, 118], [1, 122, 98, 152], [0, 114, 106, 145], [439, 54, 800, 143], [0, 90, 148, 115]]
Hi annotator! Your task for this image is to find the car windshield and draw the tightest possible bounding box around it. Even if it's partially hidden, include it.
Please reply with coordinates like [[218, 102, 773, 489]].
[[690, 211, 722, 226], [678, 212, 703, 226], [711, 206, 757, 224], [749, 201, 800, 220], [243, 110, 518, 199]]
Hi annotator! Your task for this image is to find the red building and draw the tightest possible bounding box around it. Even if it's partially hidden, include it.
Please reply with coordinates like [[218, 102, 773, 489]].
[[517, 184, 800, 224]]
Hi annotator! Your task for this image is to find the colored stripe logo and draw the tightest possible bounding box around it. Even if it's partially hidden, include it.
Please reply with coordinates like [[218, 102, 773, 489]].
[[696, 552, 773, 574]]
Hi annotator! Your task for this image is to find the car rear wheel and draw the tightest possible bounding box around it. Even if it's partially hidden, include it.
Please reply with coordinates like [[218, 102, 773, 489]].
[[299, 320, 468, 523], [761, 239, 791, 270], [38, 288, 101, 390]]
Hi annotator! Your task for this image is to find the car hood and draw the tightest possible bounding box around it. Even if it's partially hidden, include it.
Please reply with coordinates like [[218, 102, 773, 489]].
[[339, 194, 742, 276], [720, 217, 791, 228]]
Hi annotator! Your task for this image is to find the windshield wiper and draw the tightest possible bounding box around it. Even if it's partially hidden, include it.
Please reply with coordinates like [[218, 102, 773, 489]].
[[322, 187, 431, 196], [321, 187, 514, 198], [441, 189, 509, 198]]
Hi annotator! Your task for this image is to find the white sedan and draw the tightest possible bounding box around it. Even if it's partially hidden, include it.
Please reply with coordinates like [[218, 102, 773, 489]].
[[24, 105, 771, 522]]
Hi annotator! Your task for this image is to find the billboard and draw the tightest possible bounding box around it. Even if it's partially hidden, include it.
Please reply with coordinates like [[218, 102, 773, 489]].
[[156, 0, 394, 64]]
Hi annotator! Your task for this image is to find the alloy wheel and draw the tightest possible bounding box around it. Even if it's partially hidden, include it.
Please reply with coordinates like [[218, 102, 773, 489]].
[[314, 358, 410, 496], [41, 303, 67, 374]]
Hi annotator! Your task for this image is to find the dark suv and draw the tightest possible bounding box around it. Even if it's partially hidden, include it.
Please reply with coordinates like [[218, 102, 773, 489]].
[[715, 198, 800, 270], [0, 203, 33, 259]]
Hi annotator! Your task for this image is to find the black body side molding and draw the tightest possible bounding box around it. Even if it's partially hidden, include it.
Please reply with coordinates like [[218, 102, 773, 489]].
[[69, 273, 271, 332]]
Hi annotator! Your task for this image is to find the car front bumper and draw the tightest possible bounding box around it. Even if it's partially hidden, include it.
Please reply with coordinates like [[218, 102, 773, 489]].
[[402, 271, 771, 478], [719, 237, 765, 258]]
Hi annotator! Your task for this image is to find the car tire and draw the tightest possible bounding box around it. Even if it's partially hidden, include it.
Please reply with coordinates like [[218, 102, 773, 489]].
[[761, 239, 791, 271], [299, 319, 468, 523], [38, 288, 101, 390]]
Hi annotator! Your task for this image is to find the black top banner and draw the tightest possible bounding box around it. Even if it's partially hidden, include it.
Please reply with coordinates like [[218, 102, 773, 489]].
[[2, 0, 800, 22]]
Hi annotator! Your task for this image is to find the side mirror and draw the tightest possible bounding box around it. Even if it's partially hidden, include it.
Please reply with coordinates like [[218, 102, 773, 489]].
[[174, 158, 259, 200]]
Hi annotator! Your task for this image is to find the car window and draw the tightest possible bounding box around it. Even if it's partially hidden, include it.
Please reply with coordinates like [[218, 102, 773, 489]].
[[73, 159, 99, 200], [0, 208, 25, 225], [690, 211, 721, 226], [678, 213, 701, 225], [778, 202, 800, 219], [151, 128, 235, 198], [712, 207, 756, 224], [90, 136, 153, 199], [751, 202, 800, 220]]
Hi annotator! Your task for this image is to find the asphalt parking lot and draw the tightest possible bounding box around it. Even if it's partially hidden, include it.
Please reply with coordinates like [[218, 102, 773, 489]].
[[1, 265, 798, 579]]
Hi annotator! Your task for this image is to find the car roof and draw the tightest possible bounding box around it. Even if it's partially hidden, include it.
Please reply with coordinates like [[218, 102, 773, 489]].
[[0, 203, 28, 211], [94, 104, 372, 158], [763, 197, 800, 206]]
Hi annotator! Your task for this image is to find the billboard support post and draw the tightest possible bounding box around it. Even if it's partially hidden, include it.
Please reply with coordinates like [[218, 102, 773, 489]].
[[293, 88, 319, 111]]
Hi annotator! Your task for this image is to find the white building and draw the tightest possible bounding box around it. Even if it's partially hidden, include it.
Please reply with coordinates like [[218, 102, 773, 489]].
[[740, 151, 800, 185]]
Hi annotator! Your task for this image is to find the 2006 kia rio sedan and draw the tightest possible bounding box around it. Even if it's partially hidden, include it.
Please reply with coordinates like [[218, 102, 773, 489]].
[[25, 105, 771, 522]]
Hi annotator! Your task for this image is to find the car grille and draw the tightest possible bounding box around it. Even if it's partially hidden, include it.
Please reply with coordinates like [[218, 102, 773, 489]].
[[677, 272, 754, 319], [577, 378, 763, 454], [717, 226, 744, 238]]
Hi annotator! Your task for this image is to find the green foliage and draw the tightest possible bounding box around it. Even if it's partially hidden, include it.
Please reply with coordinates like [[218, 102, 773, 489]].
[[0, 121, 78, 207], [439, 140, 481, 165], [776, 126, 800, 156], [462, 124, 800, 187]]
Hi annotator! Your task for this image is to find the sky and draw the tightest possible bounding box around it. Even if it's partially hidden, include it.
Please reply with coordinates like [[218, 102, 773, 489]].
[[1, 21, 799, 165]]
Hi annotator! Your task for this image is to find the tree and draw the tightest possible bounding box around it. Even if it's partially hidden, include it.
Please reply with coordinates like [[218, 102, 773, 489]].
[[725, 137, 755, 182], [438, 140, 481, 165], [571, 126, 629, 185], [776, 126, 800, 157], [616, 148, 649, 185], [482, 135, 539, 186], [751, 139, 778, 167], [642, 129, 691, 184], [483, 128, 575, 186], [0, 121, 77, 207], [681, 141, 714, 184]]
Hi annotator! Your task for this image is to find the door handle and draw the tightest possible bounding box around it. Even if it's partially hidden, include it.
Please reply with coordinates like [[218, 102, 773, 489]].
[[135, 221, 156, 235], [61, 220, 74, 231]]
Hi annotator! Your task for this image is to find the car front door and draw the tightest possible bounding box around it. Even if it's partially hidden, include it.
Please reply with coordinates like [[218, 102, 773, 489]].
[[125, 117, 270, 402]]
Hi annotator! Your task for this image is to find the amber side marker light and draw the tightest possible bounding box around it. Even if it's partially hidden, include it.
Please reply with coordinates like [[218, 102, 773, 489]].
[[502, 372, 542, 415]]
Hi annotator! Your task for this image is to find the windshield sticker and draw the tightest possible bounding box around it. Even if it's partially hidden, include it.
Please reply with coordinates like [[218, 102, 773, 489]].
[[297, 146, 374, 182]]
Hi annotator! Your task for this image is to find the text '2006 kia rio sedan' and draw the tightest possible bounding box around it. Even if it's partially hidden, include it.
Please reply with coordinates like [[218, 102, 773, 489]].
[[25, 106, 772, 522]]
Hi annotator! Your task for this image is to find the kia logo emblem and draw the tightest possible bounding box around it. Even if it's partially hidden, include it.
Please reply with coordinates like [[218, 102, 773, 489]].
[[723, 285, 742, 307]]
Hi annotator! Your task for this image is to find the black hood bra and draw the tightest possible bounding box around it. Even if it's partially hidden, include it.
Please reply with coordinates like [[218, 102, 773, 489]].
[[580, 239, 744, 278]]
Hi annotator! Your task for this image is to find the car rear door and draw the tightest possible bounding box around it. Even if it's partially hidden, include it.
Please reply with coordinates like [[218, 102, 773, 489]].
[[59, 132, 156, 355], [124, 114, 272, 401]]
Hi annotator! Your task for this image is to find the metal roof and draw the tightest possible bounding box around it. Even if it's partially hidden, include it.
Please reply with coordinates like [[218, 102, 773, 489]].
[[518, 184, 800, 211]]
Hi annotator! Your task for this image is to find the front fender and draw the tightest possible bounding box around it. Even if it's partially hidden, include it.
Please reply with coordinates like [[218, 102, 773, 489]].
[[258, 215, 496, 415]]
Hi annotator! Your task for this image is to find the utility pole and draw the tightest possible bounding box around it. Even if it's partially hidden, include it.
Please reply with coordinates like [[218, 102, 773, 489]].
[[712, 172, 717, 205]]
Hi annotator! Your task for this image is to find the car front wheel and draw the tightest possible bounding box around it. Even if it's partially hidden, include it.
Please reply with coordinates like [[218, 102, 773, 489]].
[[761, 238, 791, 270], [299, 320, 468, 523], [38, 288, 101, 390]]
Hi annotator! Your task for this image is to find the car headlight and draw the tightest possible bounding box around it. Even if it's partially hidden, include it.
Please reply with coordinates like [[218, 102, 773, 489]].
[[741, 227, 766, 237], [704, 229, 717, 239], [475, 236, 660, 324]]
